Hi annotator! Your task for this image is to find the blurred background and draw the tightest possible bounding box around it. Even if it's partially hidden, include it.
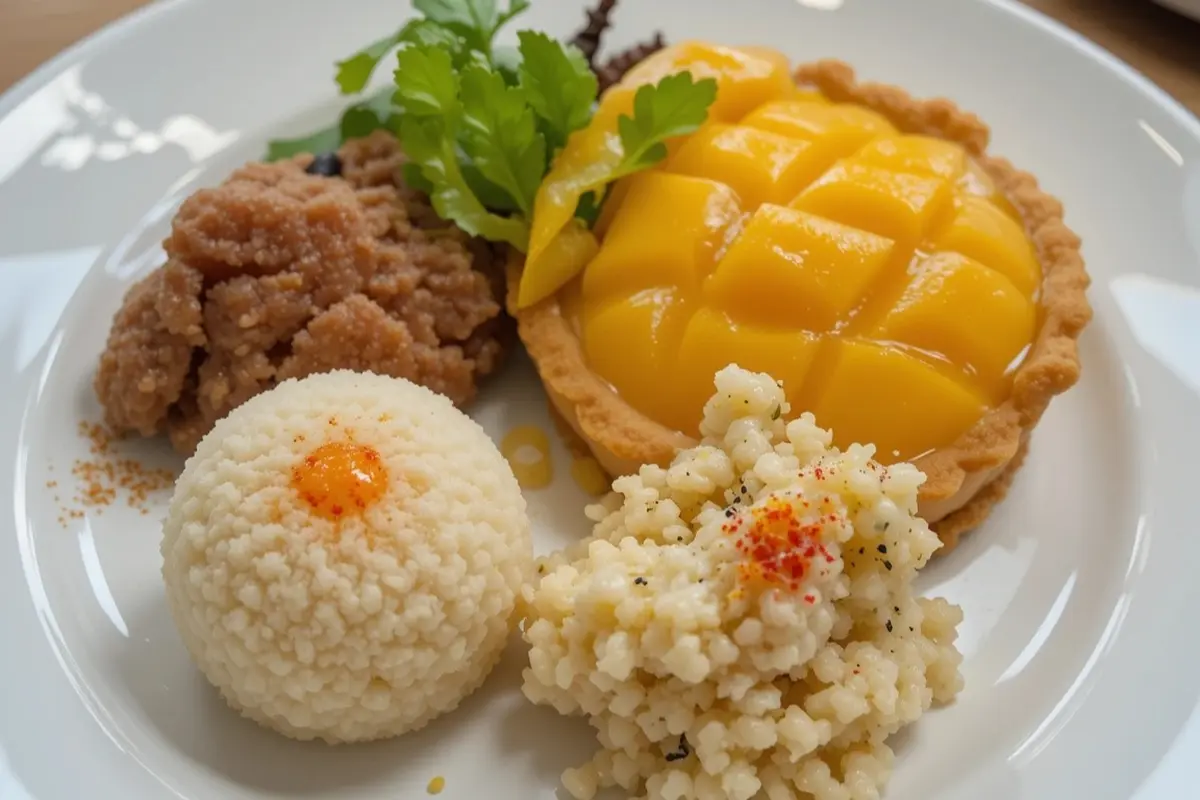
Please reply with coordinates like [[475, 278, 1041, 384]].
[[1, 0, 1197, 112]]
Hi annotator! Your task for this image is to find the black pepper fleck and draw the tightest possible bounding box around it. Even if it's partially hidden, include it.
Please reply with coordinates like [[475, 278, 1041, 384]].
[[877, 544, 888, 554], [883, 560, 893, 571], [665, 734, 692, 762], [634, 577, 647, 586], [886, 620, 893, 633], [305, 152, 342, 176]]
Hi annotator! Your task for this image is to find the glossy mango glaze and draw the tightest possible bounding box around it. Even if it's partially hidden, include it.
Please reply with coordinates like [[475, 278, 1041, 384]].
[[526, 43, 1041, 464]]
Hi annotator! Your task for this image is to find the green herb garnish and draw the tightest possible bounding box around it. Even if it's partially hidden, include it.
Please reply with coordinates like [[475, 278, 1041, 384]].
[[266, 0, 718, 255], [516, 30, 598, 153], [393, 46, 532, 248], [613, 72, 717, 178]]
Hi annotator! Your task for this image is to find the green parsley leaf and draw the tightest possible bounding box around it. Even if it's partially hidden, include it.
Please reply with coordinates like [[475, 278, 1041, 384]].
[[492, 45, 523, 86], [574, 190, 605, 226], [393, 46, 461, 119], [400, 18, 464, 53], [265, 88, 395, 161], [402, 162, 435, 194], [462, 161, 522, 212], [336, 32, 406, 95], [459, 64, 546, 215], [413, 0, 530, 55], [340, 90, 399, 139], [614, 72, 718, 178], [399, 113, 530, 249], [517, 31, 598, 154], [265, 125, 343, 162], [494, 0, 532, 31]]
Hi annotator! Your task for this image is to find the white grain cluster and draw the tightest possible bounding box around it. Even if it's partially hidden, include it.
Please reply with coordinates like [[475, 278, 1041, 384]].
[[523, 365, 963, 800], [161, 371, 532, 744]]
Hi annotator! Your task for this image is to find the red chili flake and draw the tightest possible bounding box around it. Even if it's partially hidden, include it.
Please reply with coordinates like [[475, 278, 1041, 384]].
[[723, 497, 829, 592], [804, 594, 816, 604]]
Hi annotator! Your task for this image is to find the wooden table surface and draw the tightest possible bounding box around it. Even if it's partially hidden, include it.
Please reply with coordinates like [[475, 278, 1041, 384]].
[[2, 0, 1199, 113]]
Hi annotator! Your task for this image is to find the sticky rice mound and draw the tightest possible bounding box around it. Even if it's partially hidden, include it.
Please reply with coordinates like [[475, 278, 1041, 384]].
[[161, 370, 532, 744], [522, 365, 963, 800]]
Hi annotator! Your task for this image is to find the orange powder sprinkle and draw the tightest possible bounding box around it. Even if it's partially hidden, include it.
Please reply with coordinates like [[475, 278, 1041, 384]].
[[723, 496, 836, 593], [290, 440, 388, 521], [58, 421, 177, 525]]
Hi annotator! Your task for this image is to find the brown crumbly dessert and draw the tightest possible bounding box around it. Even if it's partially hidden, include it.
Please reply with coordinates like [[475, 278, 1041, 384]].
[[509, 60, 1091, 553], [95, 131, 511, 454]]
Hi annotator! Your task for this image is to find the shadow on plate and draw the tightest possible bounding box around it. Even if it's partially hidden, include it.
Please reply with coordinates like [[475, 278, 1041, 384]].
[[111, 590, 594, 796]]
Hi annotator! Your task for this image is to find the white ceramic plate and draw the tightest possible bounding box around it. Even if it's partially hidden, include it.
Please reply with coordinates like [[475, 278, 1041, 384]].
[[2, 0, 1199, 798]]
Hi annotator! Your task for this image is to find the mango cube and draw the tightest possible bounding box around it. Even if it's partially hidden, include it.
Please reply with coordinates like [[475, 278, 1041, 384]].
[[930, 195, 1042, 296], [705, 204, 896, 331], [805, 339, 988, 463], [669, 124, 833, 208], [873, 252, 1036, 398], [582, 288, 693, 428], [791, 162, 953, 247], [621, 41, 794, 123], [582, 172, 744, 303], [741, 101, 897, 152], [674, 308, 821, 434], [855, 135, 968, 181]]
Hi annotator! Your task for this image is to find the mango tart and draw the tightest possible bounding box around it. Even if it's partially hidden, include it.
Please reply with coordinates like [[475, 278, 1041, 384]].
[[507, 44, 1091, 550]]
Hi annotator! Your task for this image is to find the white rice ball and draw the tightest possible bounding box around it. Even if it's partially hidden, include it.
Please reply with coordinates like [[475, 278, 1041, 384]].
[[161, 370, 532, 744]]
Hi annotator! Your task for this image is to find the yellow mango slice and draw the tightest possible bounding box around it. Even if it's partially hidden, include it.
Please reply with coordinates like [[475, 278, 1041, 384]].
[[805, 339, 988, 463], [872, 252, 1036, 398], [583, 172, 743, 303], [854, 135, 968, 181], [516, 220, 600, 308], [704, 204, 895, 331], [676, 307, 825, 434], [582, 288, 693, 426], [668, 124, 835, 208], [791, 162, 953, 248], [930, 194, 1042, 296], [593, 176, 635, 239], [623, 42, 794, 123], [741, 101, 897, 151], [673, 308, 822, 435]]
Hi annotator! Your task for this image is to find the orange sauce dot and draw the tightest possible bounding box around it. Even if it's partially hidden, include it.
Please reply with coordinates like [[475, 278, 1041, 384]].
[[290, 441, 388, 521]]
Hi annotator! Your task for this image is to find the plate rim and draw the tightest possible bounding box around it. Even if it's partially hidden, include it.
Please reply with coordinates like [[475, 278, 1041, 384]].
[[1, 1, 1199, 799]]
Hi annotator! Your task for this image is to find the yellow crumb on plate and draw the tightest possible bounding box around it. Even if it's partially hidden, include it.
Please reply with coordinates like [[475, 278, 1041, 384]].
[[501, 425, 553, 490], [569, 456, 609, 497], [426, 775, 446, 795]]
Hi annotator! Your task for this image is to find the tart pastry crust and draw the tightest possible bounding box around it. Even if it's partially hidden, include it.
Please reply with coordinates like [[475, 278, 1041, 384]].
[[509, 60, 1092, 552]]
